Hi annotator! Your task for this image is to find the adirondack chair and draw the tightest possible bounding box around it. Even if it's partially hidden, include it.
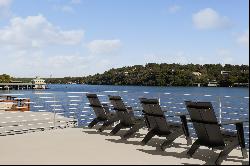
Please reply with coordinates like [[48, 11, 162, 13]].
[[108, 95, 145, 139], [86, 94, 119, 132], [140, 98, 191, 150], [185, 101, 248, 165]]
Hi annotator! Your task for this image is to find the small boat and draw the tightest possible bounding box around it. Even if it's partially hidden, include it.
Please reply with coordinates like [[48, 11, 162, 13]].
[[0, 95, 30, 112], [0, 101, 15, 111]]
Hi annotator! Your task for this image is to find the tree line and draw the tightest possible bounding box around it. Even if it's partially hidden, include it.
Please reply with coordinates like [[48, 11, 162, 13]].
[[80, 63, 249, 87], [1, 63, 249, 87], [0, 74, 11, 83]]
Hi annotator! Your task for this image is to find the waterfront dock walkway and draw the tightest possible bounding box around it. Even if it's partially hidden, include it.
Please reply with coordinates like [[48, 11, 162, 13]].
[[0, 126, 248, 165], [0, 111, 76, 135]]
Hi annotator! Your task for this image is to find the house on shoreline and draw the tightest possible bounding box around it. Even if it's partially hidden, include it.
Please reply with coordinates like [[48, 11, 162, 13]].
[[208, 81, 219, 87], [32, 76, 46, 89]]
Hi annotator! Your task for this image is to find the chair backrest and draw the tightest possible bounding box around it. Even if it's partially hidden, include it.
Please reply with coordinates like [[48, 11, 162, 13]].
[[185, 101, 225, 147], [108, 95, 134, 125], [86, 94, 109, 120], [140, 98, 169, 132]]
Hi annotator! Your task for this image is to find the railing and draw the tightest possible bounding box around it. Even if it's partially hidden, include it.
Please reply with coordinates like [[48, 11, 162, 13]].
[[0, 92, 77, 136], [80, 91, 249, 149], [0, 90, 248, 149]]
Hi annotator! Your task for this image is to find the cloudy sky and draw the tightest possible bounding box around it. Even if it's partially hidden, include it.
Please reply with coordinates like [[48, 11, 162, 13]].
[[0, 0, 249, 77]]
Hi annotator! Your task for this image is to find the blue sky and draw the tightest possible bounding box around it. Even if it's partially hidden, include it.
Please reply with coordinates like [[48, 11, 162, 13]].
[[0, 0, 249, 77]]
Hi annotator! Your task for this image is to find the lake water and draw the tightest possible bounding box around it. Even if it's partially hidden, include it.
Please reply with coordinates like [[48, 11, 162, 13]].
[[0, 84, 249, 147]]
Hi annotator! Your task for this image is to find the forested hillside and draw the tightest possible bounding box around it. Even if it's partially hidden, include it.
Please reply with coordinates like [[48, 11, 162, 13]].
[[2, 63, 249, 87]]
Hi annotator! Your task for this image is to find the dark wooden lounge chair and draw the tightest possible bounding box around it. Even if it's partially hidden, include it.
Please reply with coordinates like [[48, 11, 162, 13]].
[[86, 94, 119, 132], [185, 101, 248, 165], [108, 95, 145, 139], [140, 98, 191, 150]]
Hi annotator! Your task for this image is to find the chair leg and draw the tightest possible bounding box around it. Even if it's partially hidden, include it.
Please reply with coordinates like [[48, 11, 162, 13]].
[[88, 118, 100, 128], [99, 120, 114, 132], [180, 115, 190, 137], [161, 130, 182, 151], [187, 140, 200, 157], [186, 136, 192, 145], [141, 129, 156, 145], [241, 148, 248, 159], [215, 139, 238, 165], [235, 122, 248, 159], [110, 123, 123, 135], [122, 123, 144, 139]]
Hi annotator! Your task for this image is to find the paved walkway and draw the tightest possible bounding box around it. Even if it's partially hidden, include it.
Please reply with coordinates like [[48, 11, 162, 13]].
[[0, 127, 248, 165]]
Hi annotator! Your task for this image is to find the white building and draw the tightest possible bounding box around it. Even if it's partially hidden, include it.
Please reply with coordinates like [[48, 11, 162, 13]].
[[32, 77, 46, 89], [208, 81, 218, 87], [221, 71, 231, 76], [192, 72, 202, 77]]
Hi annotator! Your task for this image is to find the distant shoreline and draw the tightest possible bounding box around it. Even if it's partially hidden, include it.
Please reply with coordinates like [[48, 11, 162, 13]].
[[1, 83, 249, 91], [52, 83, 249, 87], [1, 63, 249, 87]]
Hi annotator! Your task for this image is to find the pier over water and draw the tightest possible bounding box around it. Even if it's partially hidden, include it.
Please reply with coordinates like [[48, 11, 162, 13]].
[[0, 83, 34, 90], [0, 76, 47, 90]]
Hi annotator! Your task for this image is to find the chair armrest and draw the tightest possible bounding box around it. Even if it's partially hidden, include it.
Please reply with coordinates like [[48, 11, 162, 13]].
[[126, 106, 132, 109], [161, 109, 168, 113], [102, 103, 108, 107], [133, 109, 143, 112], [173, 112, 192, 123], [69, 120, 78, 123], [101, 104, 110, 113], [220, 119, 248, 149], [171, 112, 190, 137], [166, 115, 175, 118], [175, 112, 189, 117], [220, 119, 249, 126]]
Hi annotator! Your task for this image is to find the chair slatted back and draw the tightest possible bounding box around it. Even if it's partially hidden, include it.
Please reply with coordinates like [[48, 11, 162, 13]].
[[86, 94, 108, 120], [108, 95, 134, 125], [140, 98, 169, 132], [185, 101, 225, 147]]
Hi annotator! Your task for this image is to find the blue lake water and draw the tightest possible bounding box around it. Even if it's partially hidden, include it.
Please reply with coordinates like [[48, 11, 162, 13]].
[[0, 84, 249, 147]]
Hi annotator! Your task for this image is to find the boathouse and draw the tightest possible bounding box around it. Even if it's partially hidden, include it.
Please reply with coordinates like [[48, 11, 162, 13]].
[[31, 77, 46, 89]]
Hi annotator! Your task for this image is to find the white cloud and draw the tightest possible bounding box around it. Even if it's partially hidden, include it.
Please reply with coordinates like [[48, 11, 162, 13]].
[[1, 49, 115, 77], [0, 15, 84, 49], [0, 14, 124, 77], [162, 49, 247, 65], [144, 51, 190, 64], [5, 52, 91, 77], [237, 29, 249, 48], [55, 0, 81, 14], [0, 15, 87, 77], [0, 0, 11, 7], [143, 50, 242, 65], [193, 8, 232, 30], [87, 39, 122, 54], [217, 48, 233, 64], [217, 48, 231, 57], [0, 0, 12, 18], [61, 5, 74, 13], [70, 0, 81, 4], [168, 5, 181, 14]]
